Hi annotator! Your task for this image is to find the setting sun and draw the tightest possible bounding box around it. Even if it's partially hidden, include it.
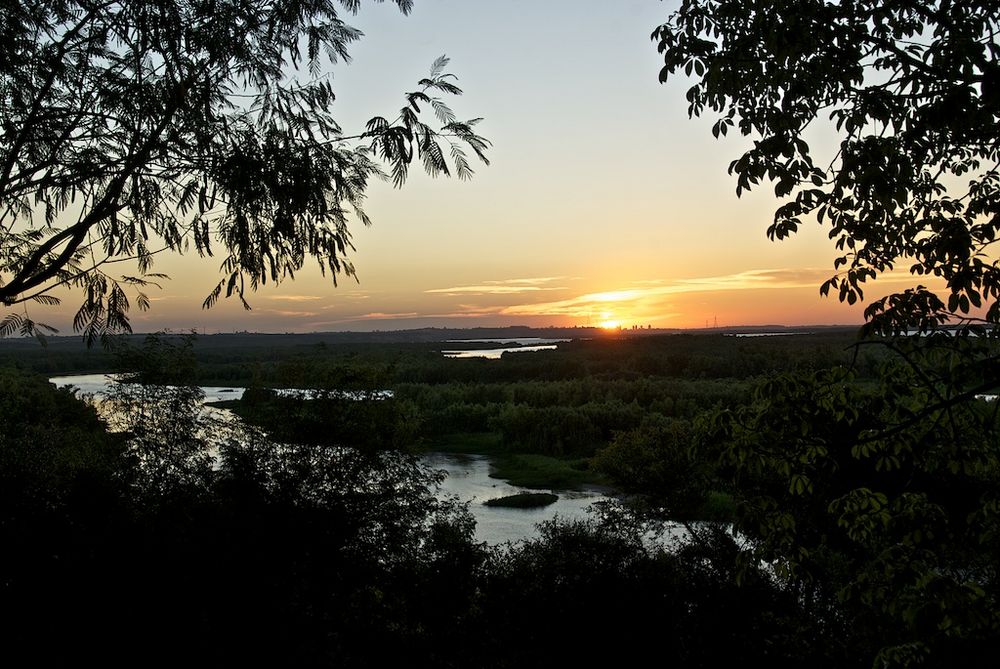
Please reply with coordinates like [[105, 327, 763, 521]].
[[599, 320, 621, 330]]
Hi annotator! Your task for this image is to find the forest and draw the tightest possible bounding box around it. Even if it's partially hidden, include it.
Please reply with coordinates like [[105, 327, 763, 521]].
[[2, 328, 997, 666]]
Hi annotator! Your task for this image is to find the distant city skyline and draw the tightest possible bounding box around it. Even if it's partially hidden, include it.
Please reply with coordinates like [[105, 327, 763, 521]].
[[26, 1, 940, 334]]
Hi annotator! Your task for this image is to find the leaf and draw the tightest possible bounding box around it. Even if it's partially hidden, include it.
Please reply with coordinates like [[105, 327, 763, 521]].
[[430, 54, 450, 78], [431, 98, 456, 125], [29, 294, 62, 305], [0, 313, 23, 337]]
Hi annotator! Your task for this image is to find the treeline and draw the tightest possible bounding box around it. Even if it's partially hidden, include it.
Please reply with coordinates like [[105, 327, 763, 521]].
[[199, 331, 883, 500], [191, 331, 877, 465], [392, 332, 875, 385], [396, 377, 744, 456], [0, 328, 877, 386]]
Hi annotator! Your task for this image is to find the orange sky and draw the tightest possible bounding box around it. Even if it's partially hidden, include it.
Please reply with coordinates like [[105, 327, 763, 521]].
[[12, 1, 952, 334]]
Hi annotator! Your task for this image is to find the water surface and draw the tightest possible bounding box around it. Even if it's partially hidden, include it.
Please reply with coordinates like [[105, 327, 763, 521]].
[[440, 337, 567, 359], [51, 373, 608, 544], [425, 452, 607, 544]]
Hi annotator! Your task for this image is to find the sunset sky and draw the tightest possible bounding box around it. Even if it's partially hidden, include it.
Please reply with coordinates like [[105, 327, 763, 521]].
[[41, 0, 931, 333]]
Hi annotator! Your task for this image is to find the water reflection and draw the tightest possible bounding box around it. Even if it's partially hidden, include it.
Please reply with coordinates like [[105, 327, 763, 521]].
[[441, 345, 558, 359], [424, 452, 607, 545], [440, 337, 567, 360], [50, 373, 248, 402], [51, 374, 607, 544], [48, 374, 393, 401]]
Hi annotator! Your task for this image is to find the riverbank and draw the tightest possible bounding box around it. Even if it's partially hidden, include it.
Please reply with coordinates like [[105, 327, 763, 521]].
[[207, 401, 609, 491]]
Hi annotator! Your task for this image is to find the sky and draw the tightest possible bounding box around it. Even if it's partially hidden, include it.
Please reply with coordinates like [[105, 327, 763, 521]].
[[42, 1, 930, 333]]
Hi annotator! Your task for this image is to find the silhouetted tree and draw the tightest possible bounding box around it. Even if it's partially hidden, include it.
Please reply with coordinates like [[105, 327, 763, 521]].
[[655, 0, 1000, 333], [654, 2, 1000, 665], [0, 1, 489, 343]]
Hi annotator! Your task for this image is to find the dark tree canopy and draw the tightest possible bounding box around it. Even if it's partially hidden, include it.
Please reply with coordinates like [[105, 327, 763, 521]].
[[654, 3, 1000, 666], [654, 0, 1000, 334], [0, 0, 489, 343]]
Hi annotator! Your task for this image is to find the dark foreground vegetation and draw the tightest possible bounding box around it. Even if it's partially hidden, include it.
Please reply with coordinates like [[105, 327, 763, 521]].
[[1, 351, 837, 668], [2, 329, 997, 667]]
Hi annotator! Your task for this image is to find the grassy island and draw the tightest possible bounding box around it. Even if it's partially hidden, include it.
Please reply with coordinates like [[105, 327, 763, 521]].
[[483, 493, 559, 509]]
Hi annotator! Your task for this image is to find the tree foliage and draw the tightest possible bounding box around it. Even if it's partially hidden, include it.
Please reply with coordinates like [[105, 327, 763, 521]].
[[705, 350, 1000, 667], [594, 416, 719, 519], [103, 334, 216, 499], [654, 2, 1000, 666], [654, 0, 1000, 334], [0, 0, 489, 343], [0, 360, 486, 665], [480, 516, 843, 668]]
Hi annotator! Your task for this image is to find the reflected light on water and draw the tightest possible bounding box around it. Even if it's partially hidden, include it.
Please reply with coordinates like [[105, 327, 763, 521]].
[[441, 345, 558, 359]]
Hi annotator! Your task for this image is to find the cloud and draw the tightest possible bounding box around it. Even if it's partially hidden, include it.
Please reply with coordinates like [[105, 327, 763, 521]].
[[453, 304, 506, 315], [426, 285, 549, 295], [251, 307, 322, 318], [267, 295, 324, 302], [302, 312, 423, 328], [351, 312, 420, 320], [340, 291, 372, 300], [288, 267, 933, 330], [425, 276, 570, 296], [482, 276, 570, 285], [496, 268, 838, 319], [673, 268, 831, 291], [426, 306, 506, 319], [265, 309, 321, 318]]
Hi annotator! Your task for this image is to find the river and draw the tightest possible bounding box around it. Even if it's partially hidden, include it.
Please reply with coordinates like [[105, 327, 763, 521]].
[[440, 337, 568, 359], [50, 373, 609, 544]]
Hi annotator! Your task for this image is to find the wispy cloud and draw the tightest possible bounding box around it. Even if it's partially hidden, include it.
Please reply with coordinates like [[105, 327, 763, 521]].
[[426, 276, 570, 296], [482, 276, 569, 286], [674, 268, 831, 291], [427, 285, 550, 295], [424, 306, 506, 319], [267, 294, 324, 302], [341, 291, 372, 300], [268, 309, 321, 318], [349, 311, 420, 320], [262, 267, 929, 331], [253, 307, 322, 318], [498, 268, 837, 318], [318, 293, 372, 310], [303, 311, 422, 328], [453, 304, 506, 315]]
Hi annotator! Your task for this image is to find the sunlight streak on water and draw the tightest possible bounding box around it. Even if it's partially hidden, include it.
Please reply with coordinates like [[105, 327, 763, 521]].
[[441, 345, 558, 359]]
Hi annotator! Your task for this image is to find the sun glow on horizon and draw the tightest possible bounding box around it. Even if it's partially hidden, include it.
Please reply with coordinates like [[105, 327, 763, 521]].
[[599, 320, 622, 330]]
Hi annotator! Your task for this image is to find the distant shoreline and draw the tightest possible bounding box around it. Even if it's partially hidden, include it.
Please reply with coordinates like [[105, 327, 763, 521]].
[[0, 323, 862, 347]]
